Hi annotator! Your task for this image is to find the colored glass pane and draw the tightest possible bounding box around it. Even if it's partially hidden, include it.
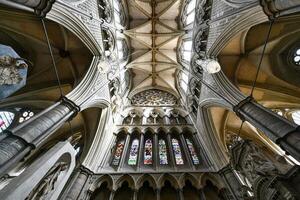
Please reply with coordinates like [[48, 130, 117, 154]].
[[112, 139, 125, 166], [144, 139, 153, 165], [128, 139, 139, 165], [0, 111, 15, 133], [159, 139, 168, 165], [172, 138, 184, 165], [186, 138, 199, 165]]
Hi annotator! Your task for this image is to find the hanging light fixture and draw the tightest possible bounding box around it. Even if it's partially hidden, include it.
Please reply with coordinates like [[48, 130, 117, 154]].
[[196, 58, 221, 74]]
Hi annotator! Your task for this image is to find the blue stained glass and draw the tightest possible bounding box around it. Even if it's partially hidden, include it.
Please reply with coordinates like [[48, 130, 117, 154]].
[[159, 139, 168, 165], [172, 138, 184, 165], [144, 139, 153, 165], [128, 139, 139, 165], [186, 138, 199, 165]]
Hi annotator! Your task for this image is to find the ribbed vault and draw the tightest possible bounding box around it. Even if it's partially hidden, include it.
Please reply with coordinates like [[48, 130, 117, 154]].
[[125, 0, 183, 96]]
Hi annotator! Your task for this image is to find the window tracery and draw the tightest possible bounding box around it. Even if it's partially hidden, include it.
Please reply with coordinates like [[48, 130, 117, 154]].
[[159, 139, 168, 165], [131, 90, 177, 106], [128, 138, 139, 165], [144, 139, 153, 165], [171, 138, 184, 165]]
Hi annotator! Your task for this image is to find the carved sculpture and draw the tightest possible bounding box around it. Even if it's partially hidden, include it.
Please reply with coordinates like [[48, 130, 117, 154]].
[[0, 55, 27, 85], [26, 162, 69, 200]]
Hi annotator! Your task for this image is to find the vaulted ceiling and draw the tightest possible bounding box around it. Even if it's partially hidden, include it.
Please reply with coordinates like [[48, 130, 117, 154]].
[[125, 0, 184, 97]]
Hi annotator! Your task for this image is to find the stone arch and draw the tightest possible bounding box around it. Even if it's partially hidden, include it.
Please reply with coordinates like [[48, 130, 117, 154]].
[[115, 174, 136, 190], [158, 174, 180, 189], [90, 174, 114, 192], [136, 174, 157, 190], [200, 173, 225, 189], [179, 173, 200, 189]]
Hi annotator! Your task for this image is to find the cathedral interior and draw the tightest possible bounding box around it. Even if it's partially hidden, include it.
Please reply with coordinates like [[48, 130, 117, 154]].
[[0, 0, 299, 199]]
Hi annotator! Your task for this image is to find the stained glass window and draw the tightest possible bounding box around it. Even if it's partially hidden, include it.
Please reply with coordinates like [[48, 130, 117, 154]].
[[128, 138, 139, 165], [159, 139, 168, 165], [144, 139, 153, 165], [0, 111, 14, 133], [186, 138, 199, 165], [112, 139, 125, 166], [171, 138, 184, 165]]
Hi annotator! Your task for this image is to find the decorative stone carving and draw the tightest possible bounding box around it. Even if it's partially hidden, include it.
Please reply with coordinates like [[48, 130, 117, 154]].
[[0, 55, 27, 85], [191, 54, 204, 79], [98, 0, 113, 23], [27, 162, 69, 200], [102, 28, 116, 60], [131, 89, 177, 106], [194, 28, 209, 54]]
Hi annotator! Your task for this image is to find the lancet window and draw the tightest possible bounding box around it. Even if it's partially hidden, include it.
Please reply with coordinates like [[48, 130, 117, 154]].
[[171, 138, 184, 165], [159, 139, 168, 165], [144, 139, 153, 165], [128, 138, 139, 165], [112, 135, 126, 166]]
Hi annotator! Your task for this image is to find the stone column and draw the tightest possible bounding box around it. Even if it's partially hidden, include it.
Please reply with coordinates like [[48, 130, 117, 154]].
[[199, 189, 206, 200], [178, 189, 184, 200], [133, 189, 138, 200], [234, 97, 300, 161], [2, 0, 55, 17], [156, 189, 160, 200], [0, 97, 80, 177], [109, 190, 115, 200], [218, 165, 244, 200], [260, 0, 300, 17], [64, 167, 90, 200]]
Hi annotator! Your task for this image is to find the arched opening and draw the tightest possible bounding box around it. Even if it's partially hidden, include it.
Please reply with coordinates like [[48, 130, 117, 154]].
[[160, 180, 178, 200], [137, 181, 155, 200], [114, 181, 133, 200], [90, 182, 111, 200], [203, 180, 222, 200], [183, 180, 200, 200]]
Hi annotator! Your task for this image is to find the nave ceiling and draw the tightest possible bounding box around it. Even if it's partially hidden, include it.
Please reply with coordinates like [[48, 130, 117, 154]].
[[124, 0, 184, 98]]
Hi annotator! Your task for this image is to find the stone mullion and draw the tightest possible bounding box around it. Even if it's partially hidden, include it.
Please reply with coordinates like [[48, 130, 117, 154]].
[[167, 134, 176, 170], [118, 133, 130, 171], [138, 133, 144, 171], [179, 133, 193, 168], [154, 133, 159, 170]]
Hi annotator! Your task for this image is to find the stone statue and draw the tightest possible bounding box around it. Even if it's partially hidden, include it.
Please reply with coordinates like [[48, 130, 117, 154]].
[[0, 55, 27, 85], [26, 162, 69, 200]]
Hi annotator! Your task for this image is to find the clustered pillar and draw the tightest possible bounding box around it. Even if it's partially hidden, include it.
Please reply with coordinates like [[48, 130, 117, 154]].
[[233, 97, 300, 161], [0, 97, 80, 177]]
